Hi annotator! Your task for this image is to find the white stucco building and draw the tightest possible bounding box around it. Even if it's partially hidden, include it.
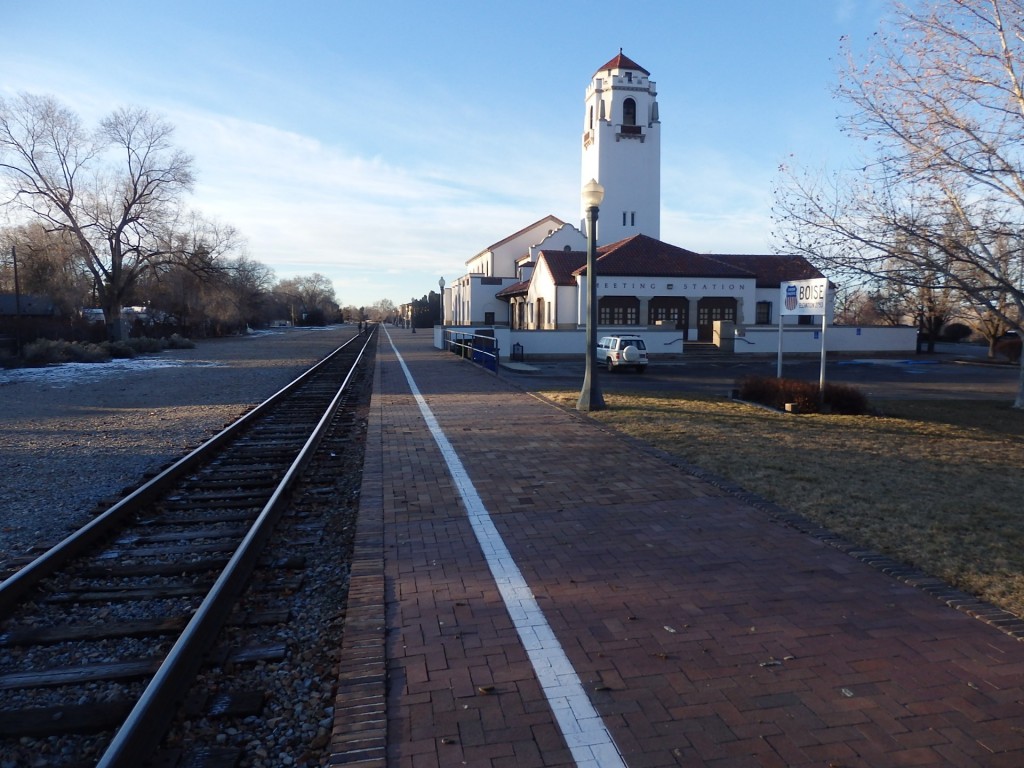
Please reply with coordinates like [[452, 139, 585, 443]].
[[449, 215, 575, 327], [439, 51, 916, 358], [581, 50, 660, 244]]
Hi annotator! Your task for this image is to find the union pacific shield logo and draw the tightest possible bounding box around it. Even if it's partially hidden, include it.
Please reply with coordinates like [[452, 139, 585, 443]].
[[784, 285, 798, 311]]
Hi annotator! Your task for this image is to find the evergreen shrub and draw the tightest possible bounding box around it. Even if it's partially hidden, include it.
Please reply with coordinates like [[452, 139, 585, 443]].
[[18, 335, 195, 366], [102, 341, 136, 358], [125, 337, 164, 354], [942, 323, 972, 342], [166, 333, 196, 349], [23, 339, 111, 365]]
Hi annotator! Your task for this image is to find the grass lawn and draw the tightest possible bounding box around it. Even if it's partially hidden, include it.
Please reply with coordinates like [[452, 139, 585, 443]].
[[539, 390, 1024, 617]]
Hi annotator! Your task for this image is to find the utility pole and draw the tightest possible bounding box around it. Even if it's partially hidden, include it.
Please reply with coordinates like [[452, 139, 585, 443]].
[[12, 245, 22, 356]]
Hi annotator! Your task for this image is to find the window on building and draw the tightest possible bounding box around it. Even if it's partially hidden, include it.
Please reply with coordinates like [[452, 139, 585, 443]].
[[698, 305, 736, 326], [600, 306, 633, 324], [756, 301, 772, 325], [649, 306, 681, 325], [622, 211, 627, 226], [599, 297, 640, 325], [630, 211, 636, 226], [485, 311, 495, 325], [623, 97, 637, 126]]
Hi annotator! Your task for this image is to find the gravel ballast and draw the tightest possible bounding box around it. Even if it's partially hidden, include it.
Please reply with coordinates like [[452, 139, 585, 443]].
[[1, 325, 373, 766], [0, 327, 357, 566]]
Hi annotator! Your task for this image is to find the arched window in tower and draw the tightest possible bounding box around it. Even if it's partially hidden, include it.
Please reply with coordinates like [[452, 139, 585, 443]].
[[623, 98, 637, 127]]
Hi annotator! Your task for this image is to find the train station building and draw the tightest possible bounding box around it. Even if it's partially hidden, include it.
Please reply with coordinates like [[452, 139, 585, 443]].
[[441, 52, 915, 357]]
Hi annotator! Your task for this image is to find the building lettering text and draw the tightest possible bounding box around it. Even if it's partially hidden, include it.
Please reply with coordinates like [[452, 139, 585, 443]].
[[599, 281, 750, 292]]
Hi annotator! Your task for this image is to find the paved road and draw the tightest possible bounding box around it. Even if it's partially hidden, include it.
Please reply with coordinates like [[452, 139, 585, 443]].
[[500, 348, 1021, 401]]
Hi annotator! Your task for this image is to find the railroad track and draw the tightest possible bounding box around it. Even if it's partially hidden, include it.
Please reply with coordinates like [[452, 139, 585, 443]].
[[0, 328, 376, 767]]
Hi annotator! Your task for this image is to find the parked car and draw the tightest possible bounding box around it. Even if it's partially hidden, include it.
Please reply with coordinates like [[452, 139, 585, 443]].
[[596, 334, 648, 372]]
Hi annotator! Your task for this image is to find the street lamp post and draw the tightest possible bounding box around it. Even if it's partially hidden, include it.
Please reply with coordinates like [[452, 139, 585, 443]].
[[438, 276, 446, 326], [577, 178, 606, 412]]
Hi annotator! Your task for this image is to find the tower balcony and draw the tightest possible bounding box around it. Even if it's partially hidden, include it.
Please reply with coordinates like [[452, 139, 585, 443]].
[[616, 124, 645, 141]]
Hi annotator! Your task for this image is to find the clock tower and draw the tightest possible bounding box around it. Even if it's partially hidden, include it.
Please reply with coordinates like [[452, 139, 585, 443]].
[[580, 50, 661, 244]]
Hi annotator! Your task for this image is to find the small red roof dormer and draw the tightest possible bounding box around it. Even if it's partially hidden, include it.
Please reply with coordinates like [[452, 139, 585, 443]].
[[595, 49, 650, 77]]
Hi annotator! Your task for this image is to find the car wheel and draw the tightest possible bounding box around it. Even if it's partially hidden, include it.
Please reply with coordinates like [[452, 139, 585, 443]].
[[606, 359, 615, 372]]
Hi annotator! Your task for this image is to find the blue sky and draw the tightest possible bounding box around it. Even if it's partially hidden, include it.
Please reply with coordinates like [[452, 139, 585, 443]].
[[1, 1, 888, 309]]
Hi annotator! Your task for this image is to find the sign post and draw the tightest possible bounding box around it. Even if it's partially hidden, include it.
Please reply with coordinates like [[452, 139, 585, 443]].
[[778, 278, 829, 396]]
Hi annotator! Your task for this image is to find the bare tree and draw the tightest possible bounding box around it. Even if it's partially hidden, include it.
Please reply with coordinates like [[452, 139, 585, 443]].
[[832, 285, 873, 326], [272, 273, 339, 326], [1, 222, 93, 314], [370, 298, 397, 322], [773, 0, 1024, 407], [0, 94, 233, 340], [223, 256, 275, 329]]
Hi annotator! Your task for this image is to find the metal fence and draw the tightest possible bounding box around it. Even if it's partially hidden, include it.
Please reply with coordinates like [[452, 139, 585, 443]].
[[442, 329, 499, 373]]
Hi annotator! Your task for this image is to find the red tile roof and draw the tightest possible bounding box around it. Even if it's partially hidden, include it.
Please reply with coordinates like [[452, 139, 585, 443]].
[[495, 280, 530, 298], [709, 254, 825, 288], [595, 50, 650, 77], [497, 250, 586, 298], [540, 250, 587, 286], [494, 234, 825, 300], [572, 234, 755, 278]]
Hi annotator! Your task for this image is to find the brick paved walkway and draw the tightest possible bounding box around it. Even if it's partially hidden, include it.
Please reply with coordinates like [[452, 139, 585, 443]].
[[330, 329, 1024, 767]]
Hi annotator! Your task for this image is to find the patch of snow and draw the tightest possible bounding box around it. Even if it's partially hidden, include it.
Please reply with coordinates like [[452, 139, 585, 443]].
[[0, 357, 220, 387]]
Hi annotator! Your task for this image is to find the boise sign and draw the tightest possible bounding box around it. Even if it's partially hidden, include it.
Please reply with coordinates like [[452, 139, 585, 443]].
[[779, 278, 828, 316]]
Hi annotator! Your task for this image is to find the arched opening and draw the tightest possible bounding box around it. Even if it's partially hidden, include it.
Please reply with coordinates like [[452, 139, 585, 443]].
[[623, 98, 637, 126]]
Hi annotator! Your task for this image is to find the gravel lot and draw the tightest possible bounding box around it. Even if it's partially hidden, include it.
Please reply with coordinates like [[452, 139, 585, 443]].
[[0, 327, 357, 566]]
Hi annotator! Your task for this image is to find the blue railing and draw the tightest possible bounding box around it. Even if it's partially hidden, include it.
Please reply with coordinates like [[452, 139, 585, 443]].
[[442, 329, 499, 372]]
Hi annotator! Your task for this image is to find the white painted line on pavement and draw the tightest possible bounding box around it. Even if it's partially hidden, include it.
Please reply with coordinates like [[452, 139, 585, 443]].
[[385, 329, 626, 768]]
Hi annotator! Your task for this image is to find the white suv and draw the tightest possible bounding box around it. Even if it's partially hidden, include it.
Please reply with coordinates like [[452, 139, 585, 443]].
[[596, 334, 648, 373]]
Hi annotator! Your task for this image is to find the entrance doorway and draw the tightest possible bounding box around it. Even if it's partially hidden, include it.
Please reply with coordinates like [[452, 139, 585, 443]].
[[697, 298, 737, 341], [648, 298, 689, 337]]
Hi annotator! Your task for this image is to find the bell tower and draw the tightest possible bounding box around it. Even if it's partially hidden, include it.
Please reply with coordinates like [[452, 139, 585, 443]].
[[580, 50, 661, 244]]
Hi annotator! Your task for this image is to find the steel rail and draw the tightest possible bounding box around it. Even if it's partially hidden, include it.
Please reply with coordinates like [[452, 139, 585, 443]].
[[0, 334, 361, 618], [95, 327, 374, 767]]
